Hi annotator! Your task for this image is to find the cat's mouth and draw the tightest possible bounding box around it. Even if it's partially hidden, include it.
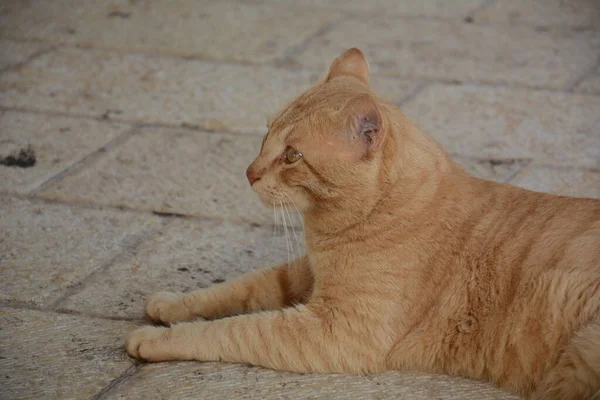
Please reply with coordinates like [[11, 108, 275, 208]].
[[253, 188, 297, 211]]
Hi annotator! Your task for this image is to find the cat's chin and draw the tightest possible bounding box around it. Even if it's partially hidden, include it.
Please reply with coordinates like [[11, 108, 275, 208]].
[[254, 194, 280, 209]]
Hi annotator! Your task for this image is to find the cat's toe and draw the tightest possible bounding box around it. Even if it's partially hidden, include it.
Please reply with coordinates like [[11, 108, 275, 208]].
[[146, 291, 193, 324], [125, 325, 169, 361]]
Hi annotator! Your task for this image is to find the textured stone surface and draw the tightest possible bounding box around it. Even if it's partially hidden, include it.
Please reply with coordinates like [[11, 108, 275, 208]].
[[368, 76, 422, 105], [574, 65, 600, 94], [475, 0, 600, 29], [0, 48, 316, 134], [0, 307, 136, 400], [105, 362, 519, 400], [59, 218, 303, 319], [0, 196, 161, 306], [293, 18, 600, 89], [0, 38, 51, 70], [0, 0, 337, 63], [511, 166, 600, 199], [261, 0, 484, 18], [39, 127, 279, 224], [0, 48, 418, 133], [0, 110, 129, 193], [402, 84, 600, 169]]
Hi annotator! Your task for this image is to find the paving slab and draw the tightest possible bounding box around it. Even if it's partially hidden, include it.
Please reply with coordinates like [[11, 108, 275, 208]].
[[59, 218, 302, 320], [0, 0, 338, 63], [0, 48, 418, 134], [474, 0, 600, 29], [510, 166, 600, 199], [0, 38, 51, 71], [0, 110, 130, 194], [0, 196, 161, 306], [574, 64, 600, 95], [401, 84, 600, 169], [39, 127, 299, 224], [292, 17, 600, 89], [0, 307, 136, 400], [0, 48, 313, 134], [104, 362, 518, 400], [365, 76, 422, 106], [260, 0, 484, 18]]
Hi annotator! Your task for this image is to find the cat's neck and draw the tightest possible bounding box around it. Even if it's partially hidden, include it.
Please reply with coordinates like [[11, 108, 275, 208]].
[[303, 105, 468, 243]]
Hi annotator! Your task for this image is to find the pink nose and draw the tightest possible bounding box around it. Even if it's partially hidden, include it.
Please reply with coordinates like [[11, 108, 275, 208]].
[[246, 166, 261, 185]]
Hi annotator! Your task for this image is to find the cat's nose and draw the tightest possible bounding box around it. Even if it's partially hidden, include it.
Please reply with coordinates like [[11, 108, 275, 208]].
[[246, 166, 261, 185]]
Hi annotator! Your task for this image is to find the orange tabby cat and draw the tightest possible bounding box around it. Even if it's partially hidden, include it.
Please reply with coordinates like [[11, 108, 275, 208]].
[[126, 48, 600, 399]]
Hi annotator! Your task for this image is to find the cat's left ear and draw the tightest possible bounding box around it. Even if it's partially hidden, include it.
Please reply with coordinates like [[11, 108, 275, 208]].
[[326, 48, 370, 85]]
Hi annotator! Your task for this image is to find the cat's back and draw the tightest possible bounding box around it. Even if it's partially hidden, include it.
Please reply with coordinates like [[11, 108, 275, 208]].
[[417, 179, 599, 394], [480, 182, 600, 276], [465, 183, 600, 394], [387, 177, 600, 396]]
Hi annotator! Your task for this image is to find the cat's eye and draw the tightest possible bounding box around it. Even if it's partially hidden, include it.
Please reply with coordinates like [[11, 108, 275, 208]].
[[284, 146, 303, 164]]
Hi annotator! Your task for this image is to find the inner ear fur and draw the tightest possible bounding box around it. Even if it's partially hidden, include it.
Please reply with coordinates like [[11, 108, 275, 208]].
[[345, 95, 386, 154]]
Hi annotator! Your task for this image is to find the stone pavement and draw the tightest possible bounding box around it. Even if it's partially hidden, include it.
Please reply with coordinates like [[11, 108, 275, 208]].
[[0, 0, 599, 399]]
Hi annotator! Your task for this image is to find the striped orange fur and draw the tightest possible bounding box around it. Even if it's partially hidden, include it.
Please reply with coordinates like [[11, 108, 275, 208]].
[[126, 48, 600, 399]]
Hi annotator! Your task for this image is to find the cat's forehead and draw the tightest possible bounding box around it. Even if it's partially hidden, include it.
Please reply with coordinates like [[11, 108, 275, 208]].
[[269, 84, 355, 134], [269, 91, 322, 132]]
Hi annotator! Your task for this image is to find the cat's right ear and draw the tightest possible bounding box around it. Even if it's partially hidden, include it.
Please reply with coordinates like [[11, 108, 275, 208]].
[[326, 48, 370, 85], [343, 95, 386, 157]]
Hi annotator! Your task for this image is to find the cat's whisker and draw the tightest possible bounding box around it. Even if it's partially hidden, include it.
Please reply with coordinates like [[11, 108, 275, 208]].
[[279, 200, 292, 270], [280, 198, 300, 289], [283, 203, 296, 262], [285, 193, 305, 233], [282, 194, 304, 259], [272, 203, 278, 247], [285, 203, 298, 261], [271, 198, 283, 245]]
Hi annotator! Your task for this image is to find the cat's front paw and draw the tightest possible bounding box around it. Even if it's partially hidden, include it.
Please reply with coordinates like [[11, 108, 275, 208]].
[[125, 325, 171, 361], [146, 291, 197, 324]]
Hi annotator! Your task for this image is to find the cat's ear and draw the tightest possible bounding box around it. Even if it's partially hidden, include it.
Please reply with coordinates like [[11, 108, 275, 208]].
[[326, 48, 370, 85], [345, 95, 386, 154]]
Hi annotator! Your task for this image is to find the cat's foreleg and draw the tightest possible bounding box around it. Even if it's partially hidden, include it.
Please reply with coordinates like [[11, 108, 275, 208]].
[[126, 304, 383, 374], [145, 256, 313, 324]]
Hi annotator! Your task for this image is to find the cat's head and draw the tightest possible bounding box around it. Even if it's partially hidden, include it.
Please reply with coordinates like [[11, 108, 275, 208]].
[[246, 48, 393, 219]]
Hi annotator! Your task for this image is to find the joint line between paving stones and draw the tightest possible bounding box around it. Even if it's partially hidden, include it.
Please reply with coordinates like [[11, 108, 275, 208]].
[[271, 17, 344, 69], [406, 79, 600, 97], [90, 364, 143, 400], [0, 45, 57, 76], [430, 79, 600, 96], [565, 56, 600, 92], [49, 217, 173, 310], [0, 105, 136, 124], [397, 81, 431, 106], [0, 105, 272, 137], [0, 35, 305, 73], [133, 120, 268, 137], [29, 127, 140, 195], [1, 190, 306, 233], [0, 301, 142, 323], [465, 0, 498, 21]]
